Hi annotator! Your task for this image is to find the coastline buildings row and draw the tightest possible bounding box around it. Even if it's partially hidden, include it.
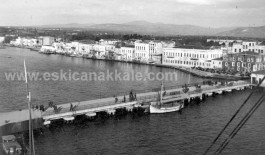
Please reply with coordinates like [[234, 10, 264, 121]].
[[8, 37, 265, 73]]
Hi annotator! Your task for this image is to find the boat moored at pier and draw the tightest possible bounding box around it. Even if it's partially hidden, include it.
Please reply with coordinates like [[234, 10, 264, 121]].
[[149, 83, 184, 114]]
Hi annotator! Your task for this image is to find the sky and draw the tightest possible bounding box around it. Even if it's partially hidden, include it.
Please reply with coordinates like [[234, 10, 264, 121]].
[[0, 0, 264, 27]]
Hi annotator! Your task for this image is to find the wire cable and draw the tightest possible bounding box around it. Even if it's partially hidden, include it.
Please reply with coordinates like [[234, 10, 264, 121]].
[[203, 77, 265, 155], [215, 93, 265, 154]]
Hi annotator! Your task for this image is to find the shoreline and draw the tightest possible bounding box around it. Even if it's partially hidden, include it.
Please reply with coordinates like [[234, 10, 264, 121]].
[[5, 45, 249, 80]]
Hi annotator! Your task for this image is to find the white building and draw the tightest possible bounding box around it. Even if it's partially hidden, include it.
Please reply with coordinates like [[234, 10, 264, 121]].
[[40, 36, 55, 46], [78, 43, 93, 55], [211, 57, 223, 69], [135, 42, 150, 62], [255, 45, 265, 54], [134, 41, 163, 62], [120, 47, 135, 61], [163, 48, 223, 68], [231, 41, 258, 53], [40, 45, 56, 52]]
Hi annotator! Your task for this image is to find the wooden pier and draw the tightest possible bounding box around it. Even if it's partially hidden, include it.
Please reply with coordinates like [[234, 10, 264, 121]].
[[0, 80, 251, 135]]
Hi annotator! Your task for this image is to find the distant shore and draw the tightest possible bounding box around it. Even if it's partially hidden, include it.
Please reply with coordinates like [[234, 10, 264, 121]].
[[4, 45, 249, 81]]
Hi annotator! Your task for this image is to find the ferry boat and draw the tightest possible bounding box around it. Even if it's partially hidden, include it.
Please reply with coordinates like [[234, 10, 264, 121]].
[[149, 83, 184, 114], [2, 135, 22, 155]]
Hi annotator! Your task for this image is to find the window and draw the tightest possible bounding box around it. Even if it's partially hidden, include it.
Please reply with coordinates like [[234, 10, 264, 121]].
[[239, 49, 241, 52], [238, 57, 242, 61], [248, 63, 251, 68], [237, 66, 240, 71], [235, 49, 237, 52], [251, 58, 254, 62], [237, 62, 240, 66], [247, 58, 250, 62], [232, 57, 235, 61], [232, 62, 235, 66], [225, 62, 228, 66]]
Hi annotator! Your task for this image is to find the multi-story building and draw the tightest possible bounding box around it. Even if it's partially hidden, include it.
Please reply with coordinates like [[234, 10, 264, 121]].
[[211, 57, 223, 69], [255, 45, 265, 54], [134, 41, 163, 63], [223, 51, 264, 73], [162, 48, 223, 68], [40, 36, 55, 46], [231, 41, 260, 53], [135, 41, 150, 62], [120, 46, 135, 61]]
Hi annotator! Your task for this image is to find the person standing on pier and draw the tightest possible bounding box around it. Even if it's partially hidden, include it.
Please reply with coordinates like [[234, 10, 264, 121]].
[[115, 96, 118, 103], [129, 90, 133, 101], [124, 95, 126, 102], [134, 93, 137, 101]]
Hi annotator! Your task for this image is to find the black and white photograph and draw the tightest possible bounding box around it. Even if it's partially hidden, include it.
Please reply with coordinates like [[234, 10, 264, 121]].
[[0, 0, 265, 154]]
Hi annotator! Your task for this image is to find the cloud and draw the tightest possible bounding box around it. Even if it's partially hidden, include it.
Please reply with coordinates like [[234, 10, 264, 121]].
[[0, 0, 264, 27]]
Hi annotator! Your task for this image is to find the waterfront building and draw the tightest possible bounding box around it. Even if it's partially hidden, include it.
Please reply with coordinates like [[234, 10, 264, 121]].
[[53, 42, 66, 54], [120, 46, 135, 61], [11, 37, 23, 46], [40, 45, 56, 52], [78, 43, 93, 55], [135, 41, 163, 63], [162, 48, 222, 68], [135, 41, 150, 62], [211, 57, 223, 69], [223, 51, 264, 73], [40, 36, 55, 46]]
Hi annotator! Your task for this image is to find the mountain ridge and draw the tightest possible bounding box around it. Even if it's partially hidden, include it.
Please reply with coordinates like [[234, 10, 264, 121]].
[[35, 21, 265, 38]]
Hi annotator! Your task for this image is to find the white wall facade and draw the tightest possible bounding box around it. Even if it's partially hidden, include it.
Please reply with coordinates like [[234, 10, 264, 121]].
[[120, 47, 135, 61], [163, 48, 222, 68], [135, 42, 149, 62]]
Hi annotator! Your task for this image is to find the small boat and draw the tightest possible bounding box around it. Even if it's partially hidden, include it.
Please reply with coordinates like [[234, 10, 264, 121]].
[[2, 135, 22, 155], [149, 82, 184, 114]]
